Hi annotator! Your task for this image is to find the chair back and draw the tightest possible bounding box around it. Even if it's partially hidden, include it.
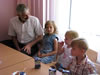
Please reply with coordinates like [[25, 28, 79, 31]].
[[86, 49, 97, 63]]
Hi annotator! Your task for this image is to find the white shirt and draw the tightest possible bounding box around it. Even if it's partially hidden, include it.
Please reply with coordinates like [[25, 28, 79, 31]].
[[8, 16, 43, 44], [57, 44, 72, 68]]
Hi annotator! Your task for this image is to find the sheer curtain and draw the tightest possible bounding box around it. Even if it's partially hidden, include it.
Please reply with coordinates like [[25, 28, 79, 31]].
[[70, 0, 100, 63], [54, 0, 71, 40], [43, 0, 55, 28]]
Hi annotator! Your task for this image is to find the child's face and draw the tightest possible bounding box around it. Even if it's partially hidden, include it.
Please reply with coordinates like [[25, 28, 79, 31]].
[[71, 45, 83, 56], [45, 24, 54, 34], [64, 34, 72, 45]]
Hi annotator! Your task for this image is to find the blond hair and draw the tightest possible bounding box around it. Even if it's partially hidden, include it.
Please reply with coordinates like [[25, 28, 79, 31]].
[[71, 38, 88, 51], [65, 30, 79, 40], [45, 20, 58, 34]]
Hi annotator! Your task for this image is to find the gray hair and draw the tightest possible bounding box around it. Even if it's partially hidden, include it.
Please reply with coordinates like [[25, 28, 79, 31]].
[[16, 4, 29, 13]]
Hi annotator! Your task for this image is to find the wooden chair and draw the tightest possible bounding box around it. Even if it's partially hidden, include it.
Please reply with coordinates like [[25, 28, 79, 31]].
[[94, 63, 100, 74], [86, 49, 100, 74], [86, 49, 97, 63]]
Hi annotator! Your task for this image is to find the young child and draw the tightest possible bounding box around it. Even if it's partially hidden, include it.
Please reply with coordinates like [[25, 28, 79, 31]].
[[68, 38, 97, 75], [37, 20, 58, 64], [56, 30, 79, 69]]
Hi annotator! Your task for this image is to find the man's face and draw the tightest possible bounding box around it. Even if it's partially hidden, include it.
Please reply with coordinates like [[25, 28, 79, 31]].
[[18, 10, 29, 22]]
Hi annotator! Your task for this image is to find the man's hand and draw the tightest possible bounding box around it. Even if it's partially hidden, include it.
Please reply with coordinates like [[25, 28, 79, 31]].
[[17, 47, 21, 51], [22, 43, 32, 54]]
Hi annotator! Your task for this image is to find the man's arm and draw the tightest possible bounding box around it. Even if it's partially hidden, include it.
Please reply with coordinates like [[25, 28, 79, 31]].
[[12, 36, 21, 51], [29, 35, 43, 47], [23, 35, 43, 54]]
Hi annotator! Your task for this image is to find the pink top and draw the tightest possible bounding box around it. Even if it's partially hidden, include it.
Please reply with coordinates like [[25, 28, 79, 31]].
[[57, 44, 72, 68]]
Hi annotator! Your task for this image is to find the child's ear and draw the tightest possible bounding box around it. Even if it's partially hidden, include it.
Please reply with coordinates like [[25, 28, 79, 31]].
[[81, 49, 85, 54]]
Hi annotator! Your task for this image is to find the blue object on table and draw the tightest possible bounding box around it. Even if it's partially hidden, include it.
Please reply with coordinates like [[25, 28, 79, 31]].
[[34, 57, 41, 69], [20, 72, 26, 75]]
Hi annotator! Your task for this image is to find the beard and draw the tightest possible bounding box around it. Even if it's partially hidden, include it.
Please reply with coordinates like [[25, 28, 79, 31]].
[[19, 16, 28, 23]]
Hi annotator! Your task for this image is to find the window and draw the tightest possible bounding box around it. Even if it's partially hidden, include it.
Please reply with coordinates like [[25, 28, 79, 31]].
[[70, 0, 100, 63], [54, 0, 71, 40], [54, 0, 100, 63]]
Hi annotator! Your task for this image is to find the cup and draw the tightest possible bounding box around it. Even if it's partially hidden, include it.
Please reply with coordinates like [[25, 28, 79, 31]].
[[34, 57, 41, 69]]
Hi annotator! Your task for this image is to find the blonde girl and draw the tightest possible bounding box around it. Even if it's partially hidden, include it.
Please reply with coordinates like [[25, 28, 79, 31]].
[[37, 20, 58, 64]]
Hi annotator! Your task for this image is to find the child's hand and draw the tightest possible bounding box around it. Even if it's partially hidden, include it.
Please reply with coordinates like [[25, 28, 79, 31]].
[[37, 51, 41, 57], [57, 41, 64, 54], [59, 41, 64, 46], [58, 41, 64, 50], [39, 54, 47, 57]]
